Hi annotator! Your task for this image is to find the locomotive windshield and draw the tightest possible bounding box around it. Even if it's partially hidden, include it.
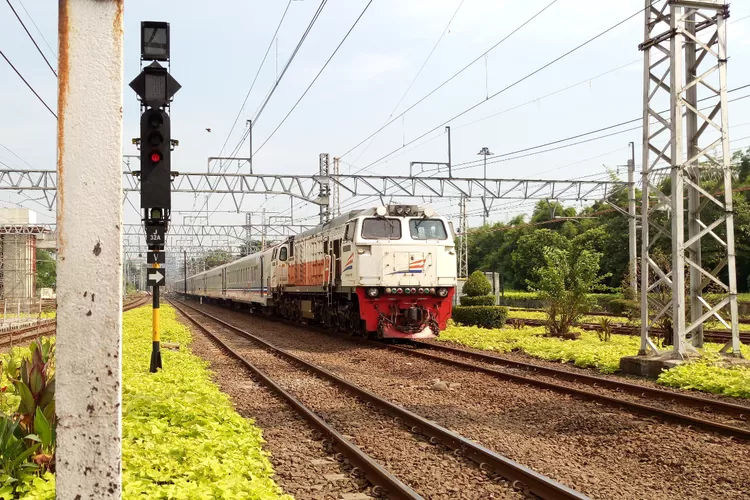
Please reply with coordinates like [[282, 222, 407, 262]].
[[409, 219, 447, 240], [361, 218, 402, 239]]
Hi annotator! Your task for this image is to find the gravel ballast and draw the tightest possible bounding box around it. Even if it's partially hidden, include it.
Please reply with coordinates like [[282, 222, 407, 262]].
[[179, 305, 530, 499], [188, 301, 750, 500]]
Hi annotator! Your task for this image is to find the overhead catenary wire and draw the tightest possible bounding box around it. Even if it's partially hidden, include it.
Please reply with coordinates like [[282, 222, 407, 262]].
[[16, 0, 56, 59], [278, 0, 560, 220], [339, 0, 561, 162], [0, 48, 56, 118], [5, 0, 57, 77], [253, 0, 376, 158], [358, 4, 655, 172], [351, 0, 469, 166]]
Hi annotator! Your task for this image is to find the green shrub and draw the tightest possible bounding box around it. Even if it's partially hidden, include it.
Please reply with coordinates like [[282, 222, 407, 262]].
[[463, 271, 492, 297], [460, 295, 495, 306], [452, 306, 508, 329]]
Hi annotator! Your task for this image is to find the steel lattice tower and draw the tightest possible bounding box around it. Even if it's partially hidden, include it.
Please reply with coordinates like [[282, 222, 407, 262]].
[[639, 0, 740, 358], [458, 196, 468, 279]]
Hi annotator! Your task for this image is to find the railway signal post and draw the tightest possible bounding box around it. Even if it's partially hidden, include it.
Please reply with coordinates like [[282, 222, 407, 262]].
[[130, 21, 181, 372]]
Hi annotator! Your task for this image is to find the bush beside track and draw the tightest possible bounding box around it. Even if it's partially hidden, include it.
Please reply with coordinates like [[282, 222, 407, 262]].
[[122, 305, 290, 499], [439, 325, 750, 398]]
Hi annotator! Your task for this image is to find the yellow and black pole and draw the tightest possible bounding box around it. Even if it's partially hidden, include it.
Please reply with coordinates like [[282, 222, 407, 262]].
[[150, 260, 162, 373]]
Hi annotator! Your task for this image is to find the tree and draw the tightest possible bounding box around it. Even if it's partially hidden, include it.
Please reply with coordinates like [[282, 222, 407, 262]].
[[202, 249, 233, 269], [463, 270, 492, 297], [532, 247, 607, 337], [36, 250, 56, 290], [511, 229, 570, 290]]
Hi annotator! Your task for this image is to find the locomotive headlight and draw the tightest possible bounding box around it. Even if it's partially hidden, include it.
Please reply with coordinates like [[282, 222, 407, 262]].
[[367, 287, 379, 297], [429, 287, 436, 294], [437, 287, 449, 297], [410, 288, 417, 294], [385, 287, 392, 294], [418, 288, 424, 294], [404, 206, 412, 215], [404, 288, 411, 294], [397, 288, 404, 294], [396, 206, 404, 215]]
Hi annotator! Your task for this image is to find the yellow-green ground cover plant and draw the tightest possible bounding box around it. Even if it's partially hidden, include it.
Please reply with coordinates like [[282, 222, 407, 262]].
[[0, 338, 56, 499], [122, 305, 290, 499], [439, 324, 750, 398]]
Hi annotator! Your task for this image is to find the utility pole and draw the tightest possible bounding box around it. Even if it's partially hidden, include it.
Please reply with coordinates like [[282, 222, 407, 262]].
[[477, 147, 494, 225], [56, 0, 123, 496], [458, 196, 468, 279], [332, 156, 341, 218], [183, 250, 187, 295], [246, 119, 253, 173], [445, 126, 452, 178], [628, 142, 637, 299], [129, 21, 181, 372]]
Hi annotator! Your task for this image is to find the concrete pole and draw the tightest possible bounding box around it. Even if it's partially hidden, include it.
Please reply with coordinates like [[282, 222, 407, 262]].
[[628, 143, 637, 299], [56, 1, 123, 498]]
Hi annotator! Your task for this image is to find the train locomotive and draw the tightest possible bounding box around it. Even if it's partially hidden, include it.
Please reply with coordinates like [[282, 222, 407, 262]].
[[177, 205, 457, 339]]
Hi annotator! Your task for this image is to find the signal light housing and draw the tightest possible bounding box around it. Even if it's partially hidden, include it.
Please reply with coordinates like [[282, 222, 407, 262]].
[[140, 108, 171, 209]]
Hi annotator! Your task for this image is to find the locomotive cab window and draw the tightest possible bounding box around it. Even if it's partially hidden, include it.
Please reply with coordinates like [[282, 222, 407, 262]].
[[409, 219, 447, 240], [279, 247, 288, 261], [361, 218, 401, 240]]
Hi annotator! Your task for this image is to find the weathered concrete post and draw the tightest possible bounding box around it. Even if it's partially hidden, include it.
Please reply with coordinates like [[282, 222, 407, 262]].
[[56, 0, 124, 497]]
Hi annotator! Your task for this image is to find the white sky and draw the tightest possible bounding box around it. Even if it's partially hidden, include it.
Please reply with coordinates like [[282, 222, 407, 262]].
[[1, 0, 750, 253]]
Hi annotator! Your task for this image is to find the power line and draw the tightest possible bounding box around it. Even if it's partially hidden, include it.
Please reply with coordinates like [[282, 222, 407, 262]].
[[251, 0, 328, 127], [215, 0, 293, 161], [351, 0, 469, 166], [5, 0, 57, 77], [359, 4, 649, 172], [195, 0, 328, 218], [16, 0, 56, 59], [339, 0, 561, 161], [253, 0, 375, 157], [0, 48, 56, 118]]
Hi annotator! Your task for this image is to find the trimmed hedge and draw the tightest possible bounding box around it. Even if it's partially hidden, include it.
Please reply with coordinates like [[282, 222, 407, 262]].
[[452, 306, 508, 329], [463, 271, 492, 297], [460, 295, 496, 306]]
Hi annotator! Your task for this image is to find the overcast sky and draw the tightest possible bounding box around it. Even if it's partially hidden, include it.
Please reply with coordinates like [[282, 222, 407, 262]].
[[1, 0, 749, 253]]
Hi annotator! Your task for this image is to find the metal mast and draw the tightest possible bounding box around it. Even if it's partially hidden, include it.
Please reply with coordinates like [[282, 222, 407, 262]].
[[318, 153, 331, 224], [458, 196, 469, 279], [639, 0, 739, 358], [332, 156, 341, 218]]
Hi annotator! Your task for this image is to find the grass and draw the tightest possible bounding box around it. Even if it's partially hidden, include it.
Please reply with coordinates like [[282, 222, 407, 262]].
[[439, 324, 750, 397], [122, 305, 291, 499]]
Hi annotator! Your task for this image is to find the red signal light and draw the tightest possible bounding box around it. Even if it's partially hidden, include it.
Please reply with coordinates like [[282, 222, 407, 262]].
[[151, 152, 162, 163]]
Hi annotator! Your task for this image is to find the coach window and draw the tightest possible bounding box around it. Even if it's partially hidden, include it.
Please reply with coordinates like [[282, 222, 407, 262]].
[[361, 218, 401, 240], [279, 246, 288, 261]]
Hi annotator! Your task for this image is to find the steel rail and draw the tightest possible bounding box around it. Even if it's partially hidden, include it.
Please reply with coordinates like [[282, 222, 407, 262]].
[[171, 299, 590, 500], [377, 342, 750, 440], [408, 341, 750, 420], [170, 300, 423, 500], [0, 295, 150, 349]]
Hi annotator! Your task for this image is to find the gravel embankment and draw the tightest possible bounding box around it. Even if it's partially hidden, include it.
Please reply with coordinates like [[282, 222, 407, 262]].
[[189, 301, 750, 500], [181, 306, 530, 500], [187, 322, 374, 499]]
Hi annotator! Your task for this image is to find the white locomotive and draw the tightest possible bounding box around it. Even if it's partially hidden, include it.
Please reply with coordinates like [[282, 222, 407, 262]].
[[177, 205, 457, 339]]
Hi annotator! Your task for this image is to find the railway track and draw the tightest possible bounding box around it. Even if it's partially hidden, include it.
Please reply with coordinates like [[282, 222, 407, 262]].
[[508, 316, 750, 344], [170, 299, 588, 500], [0, 295, 151, 349]]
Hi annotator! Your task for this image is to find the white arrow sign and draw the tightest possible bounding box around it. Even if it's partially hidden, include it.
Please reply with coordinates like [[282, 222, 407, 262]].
[[149, 271, 164, 282]]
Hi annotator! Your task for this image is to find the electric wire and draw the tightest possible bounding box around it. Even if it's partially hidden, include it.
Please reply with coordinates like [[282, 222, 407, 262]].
[[16, 0, 56, 58], [339, 0, 561, 161], [359, 4, 654, 172], [5, 0, 57, 77], [253, 0, 376, 157], [0, 48, 56, 118], [351, 0, 468, 166], [215, 0, 293, 161]]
